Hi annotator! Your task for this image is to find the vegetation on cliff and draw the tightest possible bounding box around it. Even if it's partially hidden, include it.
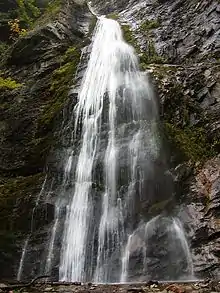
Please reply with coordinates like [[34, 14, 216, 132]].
[[120, 21, 166, 68], [0, 0, 88, 278], [0, 75, 22, 89], [39, 46, 81, 128], [0, 0, 62, 49], [148, 64, 220, 165], [165, 123, 217, 164]]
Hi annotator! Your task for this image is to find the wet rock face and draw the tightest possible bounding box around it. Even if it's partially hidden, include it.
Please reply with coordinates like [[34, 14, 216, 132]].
[[93, 0, 220, 64], [0, 0, 93, 280], [0, 1, 91, 178], [178, 156, 220, 278]]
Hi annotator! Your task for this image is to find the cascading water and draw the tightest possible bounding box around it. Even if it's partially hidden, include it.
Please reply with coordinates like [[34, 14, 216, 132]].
[[59, 15, 161, 282], [17, 14, 194, 282], [17, 175, 47, 281], [57, 15, 194, 282], [120, 216, 194, 282]]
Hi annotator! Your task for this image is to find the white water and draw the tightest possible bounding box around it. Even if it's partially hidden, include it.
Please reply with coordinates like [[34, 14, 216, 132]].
[[59, 16, 159, 282], [17, 237, 30, 281], [17, 175, 47, 281], [171, 218, 194, 277], [45, 206, 60, 275], [120, 234, 133, 283], [15, 14, 194, 282], [120, 216, 194, 282]]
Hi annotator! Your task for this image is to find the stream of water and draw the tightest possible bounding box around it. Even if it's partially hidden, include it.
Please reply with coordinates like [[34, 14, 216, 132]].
[[17, 15, 194, 283], [57, 16, 193, 282]]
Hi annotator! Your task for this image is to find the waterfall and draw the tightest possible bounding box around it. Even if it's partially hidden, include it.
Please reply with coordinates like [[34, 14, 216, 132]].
[[58, 15, 160, 282], [171, 218, 194, 278], [45, 206, 60, 275], [17, 175, 47, 281], [120, 234, 133, 283], [16, 15, 194, 282], [17, 237, 30, 281], [56, 15, 194, 282], [120, 216, 194, 282]]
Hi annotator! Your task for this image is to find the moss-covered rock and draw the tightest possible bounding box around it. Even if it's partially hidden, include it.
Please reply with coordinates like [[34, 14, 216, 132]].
[[38, 46, 81, 130], [121, 23, 166, 67], [0, 76, 23, 89], [148, 64, 220, 165], [139, 19, 160, 31], [0, 0, 92, 278], [164, 123, 217, 164], [106, 13, 119, 20], [0, 172, 45, 278], [0, 173, 45, 231], [121, 24, 140, 53], [31, 0, 62, 28], [88, 15, 97, 35], [139, 40, 166, 68]]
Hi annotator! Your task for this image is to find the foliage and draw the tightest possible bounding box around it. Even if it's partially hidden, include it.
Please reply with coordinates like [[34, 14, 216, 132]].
[[16, 0, 41, 26], [137, 18, 167, 67], [6, 0, 41, 40], [31, 0, 62, 28], [106, 13, 119, 20], [0, 76, 22, 90], [8, 19, 27, 39], [140, 40, 166, 68], [45, 0, 61, 14], [139, 19, 160, 31], [7, 0, 62, 40], [121, 25, 140, 53], [164, 122, 217, 164], [0, 42, 9, 58]]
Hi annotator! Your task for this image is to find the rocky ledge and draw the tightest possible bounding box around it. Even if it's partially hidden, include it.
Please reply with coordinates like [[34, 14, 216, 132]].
[[1, 282, 220, 293]]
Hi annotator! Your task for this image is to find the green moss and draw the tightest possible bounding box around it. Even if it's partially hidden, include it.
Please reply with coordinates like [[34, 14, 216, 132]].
[[0, 76, 22, 89], [45, 0, 62, 15], [0, 173, 44, 230], [34, 0, 61, 27], [17, 0, 41, 27], [106, 13, 119, 20], [39, 46, 81, 127], [137, 18, 167, 67], [121, 24, 166, 68], [139, 19, 160, 31], [149, 64, 178, 79], [140, 40, 166, 69], [0, 42, 10, 59], [28, 0, 61, 29], [121, 25, 140, 53], [28, 136, 54, 160], [0, 173, 44, 199], [165, 123, 217, 163]]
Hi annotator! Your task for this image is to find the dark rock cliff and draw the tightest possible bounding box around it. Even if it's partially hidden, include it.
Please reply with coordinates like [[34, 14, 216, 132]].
[[0, 0, 219, 281], [0, 0, 93, 279]]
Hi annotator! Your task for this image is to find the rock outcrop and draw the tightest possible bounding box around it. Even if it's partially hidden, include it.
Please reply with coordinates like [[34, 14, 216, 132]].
[[0, 0, 93, 280]]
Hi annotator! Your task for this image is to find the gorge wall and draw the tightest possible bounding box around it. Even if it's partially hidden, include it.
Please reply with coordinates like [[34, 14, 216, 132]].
[[0, 0, 219, 281]]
